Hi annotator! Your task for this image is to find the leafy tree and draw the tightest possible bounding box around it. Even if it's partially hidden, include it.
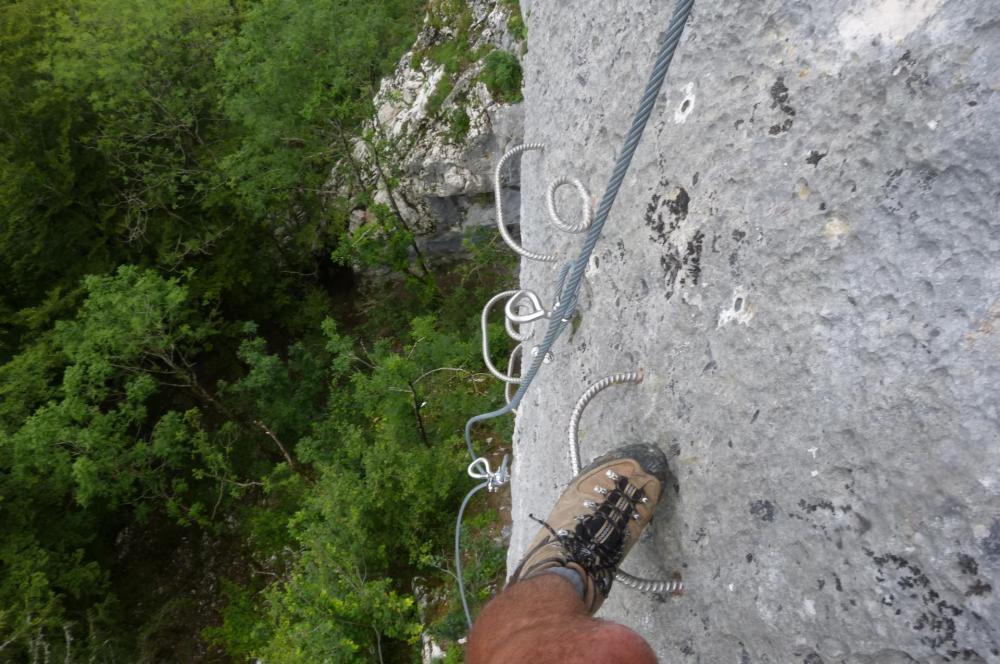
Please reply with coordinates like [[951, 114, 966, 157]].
[[0, 1, 519, 660], [2, 266, 257, 658], [47, 0, 238, 256], [0, 0, 106, 316], [216, 0, 421, 228]]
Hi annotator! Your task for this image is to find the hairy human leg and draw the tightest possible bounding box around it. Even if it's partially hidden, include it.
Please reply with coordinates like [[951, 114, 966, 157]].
[[467, 574, 657, 664]]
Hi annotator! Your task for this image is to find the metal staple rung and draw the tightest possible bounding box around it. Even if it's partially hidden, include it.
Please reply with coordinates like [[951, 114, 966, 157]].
[[567, 369, 685, 598], [567, 370, 644, 476]]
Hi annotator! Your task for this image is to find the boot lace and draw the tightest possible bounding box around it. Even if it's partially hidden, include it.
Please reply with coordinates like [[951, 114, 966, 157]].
[[530, 475, 646, 597]]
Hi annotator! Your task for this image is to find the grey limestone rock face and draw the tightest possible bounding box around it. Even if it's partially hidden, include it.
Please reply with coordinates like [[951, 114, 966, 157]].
[[331, 0, 526, 261], [508, 1, 1000, 661]]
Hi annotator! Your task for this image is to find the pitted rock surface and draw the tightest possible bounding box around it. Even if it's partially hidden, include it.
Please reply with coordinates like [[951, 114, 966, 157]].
[[508, 1, 1000, 661]]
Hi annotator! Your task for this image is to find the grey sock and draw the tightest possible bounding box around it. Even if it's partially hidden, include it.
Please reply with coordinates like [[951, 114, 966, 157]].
[[544, 566, 585, 597]]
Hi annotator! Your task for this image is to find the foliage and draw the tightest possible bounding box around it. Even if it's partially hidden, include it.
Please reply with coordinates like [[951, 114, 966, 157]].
[[429, 516, 507, 643], [0, 0, 517, 661], [0, 0, 107, 315], [234, 304, 507, 660], [480, 50, 523, 103], [427, 76, 456, 117], [447, 107, 472, 143], [423, 0, 475, 75], [215, 0, 420, 223], [501, 0, 527, 42], [49, 0, 236, 242], [0, 266, 235, 660]]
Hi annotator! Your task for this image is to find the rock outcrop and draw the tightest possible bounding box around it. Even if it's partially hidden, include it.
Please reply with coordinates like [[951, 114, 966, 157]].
[[332, 0, 525, 260], [509, 1, 1000, 661]]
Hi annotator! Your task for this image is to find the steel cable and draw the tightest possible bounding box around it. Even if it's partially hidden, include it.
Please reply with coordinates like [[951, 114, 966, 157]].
[[464, 0, 694, 462], [457, 0, 695, 626]]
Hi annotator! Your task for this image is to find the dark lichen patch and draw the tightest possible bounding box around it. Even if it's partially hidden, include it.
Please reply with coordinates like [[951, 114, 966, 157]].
[[864, 549, 972, 654], [767, 76, 795, 135], [965, 580, 992, 597], [853, 512, 873, 535], [750, 499, 776, 522], [806, 150, 827, 166], [895, 50, 931, 96], [770, 77, 794, 114], [769, 118, 793, 135], [646, 182, 702, 300], [958, 554, 979, 576], [644, 179, 689, 245], [683, 231, 704, 285], [668, 187, 690, 219], [799, 499, 836, 514]]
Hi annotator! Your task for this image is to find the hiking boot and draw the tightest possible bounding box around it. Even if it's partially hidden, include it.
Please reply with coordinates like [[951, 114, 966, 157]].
[[507, 443, 669, 613]]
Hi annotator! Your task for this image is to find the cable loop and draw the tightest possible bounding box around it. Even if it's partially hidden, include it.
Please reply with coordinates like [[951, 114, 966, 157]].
[[568, 370, 644, 476], [504, 345, 522, 408], [504, 289, 548, 325], [467, 455, 510, 492], [547, 176, 594, 233], [481, 290, 524, 384]]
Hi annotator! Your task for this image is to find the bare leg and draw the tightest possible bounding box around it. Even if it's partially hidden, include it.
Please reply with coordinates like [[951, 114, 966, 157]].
[[467, 574, 657, 664]]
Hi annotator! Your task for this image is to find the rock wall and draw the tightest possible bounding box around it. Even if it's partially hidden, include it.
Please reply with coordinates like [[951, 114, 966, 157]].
[[509, 1, 1000, 661], [332, 0, 525, 260]]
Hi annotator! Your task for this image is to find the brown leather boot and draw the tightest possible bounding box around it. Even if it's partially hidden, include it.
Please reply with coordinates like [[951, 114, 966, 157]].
[[507, 443, 669, 614]]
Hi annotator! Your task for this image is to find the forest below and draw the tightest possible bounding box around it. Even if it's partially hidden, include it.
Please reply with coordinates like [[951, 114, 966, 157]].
[[1, 0, 516, 661]]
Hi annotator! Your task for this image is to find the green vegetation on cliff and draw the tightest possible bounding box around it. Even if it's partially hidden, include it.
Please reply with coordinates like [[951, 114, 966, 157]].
[[0, 0, 517, 661]]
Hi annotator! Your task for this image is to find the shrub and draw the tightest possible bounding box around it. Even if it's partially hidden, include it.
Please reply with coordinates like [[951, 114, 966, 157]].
[[447, 107, 471, 143], [502, 0, 527, 42], [479, 50, 523, 103], [427, 75, 455, 116]]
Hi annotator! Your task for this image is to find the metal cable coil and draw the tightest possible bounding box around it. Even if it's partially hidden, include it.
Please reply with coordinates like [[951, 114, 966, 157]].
[[494, 143, 554, 262], [616, 570, 684, 594]]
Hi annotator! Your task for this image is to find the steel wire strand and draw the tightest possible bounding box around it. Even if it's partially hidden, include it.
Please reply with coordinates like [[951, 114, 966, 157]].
[[455, 480, 490, 628], [457, 0, 695, 621], [464, 0, 695, 463], [566, 370, 684, 596]]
